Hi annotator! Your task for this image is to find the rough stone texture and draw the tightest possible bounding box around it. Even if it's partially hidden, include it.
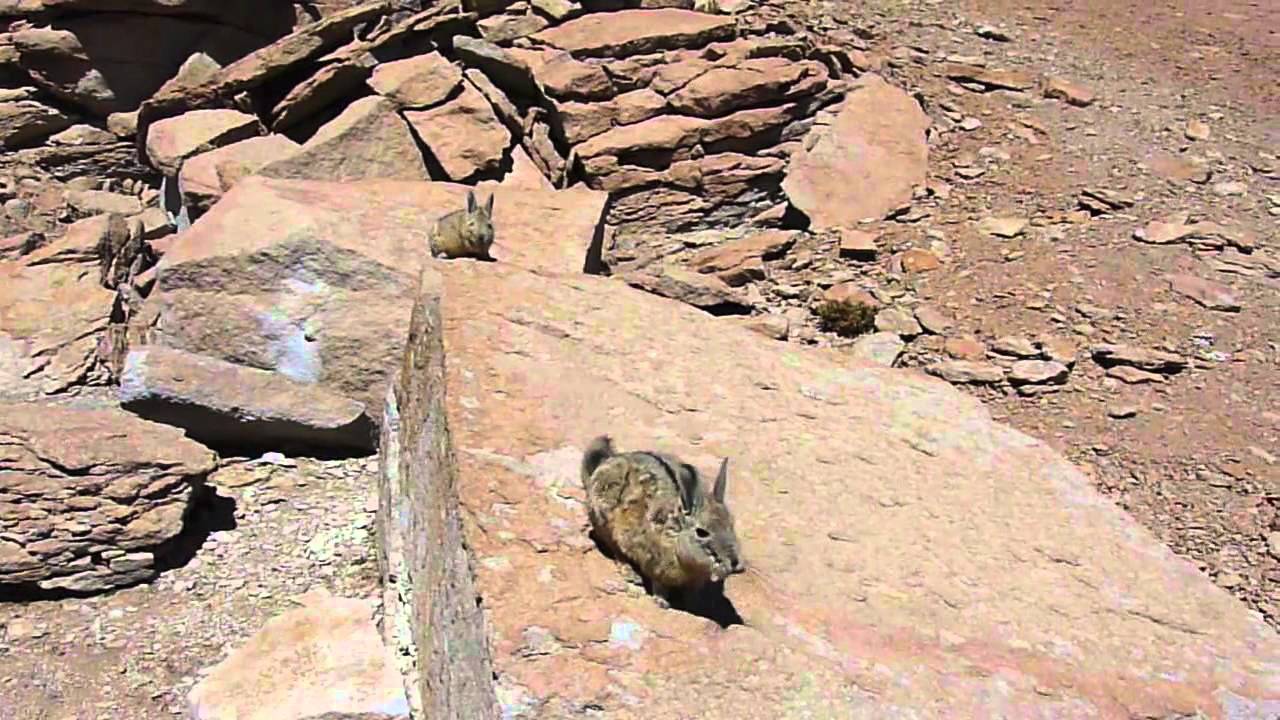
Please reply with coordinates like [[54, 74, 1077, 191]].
[[48, 123, 117, 145], [0, 402, 216, 592], [153, 51, 222, 101], [451, 35, 540, 101], [0, 99, 74, 148], [505, 29, 842, 238], [1135, 214, 1258, 251], [403, 81, 512, 181], [1090, 343, 1188, 373], [133, 2, 397, 158], [144, 175, 606, 420], [145, 108, 263, 176], [874, 306, 922, 337], [367, 52, 462, 108], [178, 134, 301, 214], [376, 269, 499, 720], [940, 62, 1038, 91], [257, 96, 429, 182], [66, 189, 142, 218], [378, 258, 1280, 717], [978, 216, 1030, 238], [686, 230, 794, 274], [1166, 273, 1242, 311], [1008, 359, 1071, 385], [187, 588, 410, 720], [667, 56, 828, 118], [8, 16, 275, 117], [618, 263, 751, 315], [0, 229, 117, 397], [118, 346, 376, 455], [1043, 76, 1096, 106], [531, 8, 736, 58], [849, 330, 905, 367], [783, 73, 930, 230], [926, 359, 1006, 384], [269, 58, 375, 132], [477, 10, 549, 44]]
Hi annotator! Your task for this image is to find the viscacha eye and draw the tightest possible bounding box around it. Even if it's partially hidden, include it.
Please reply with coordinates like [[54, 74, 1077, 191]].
[[695, 527, 710, 539]]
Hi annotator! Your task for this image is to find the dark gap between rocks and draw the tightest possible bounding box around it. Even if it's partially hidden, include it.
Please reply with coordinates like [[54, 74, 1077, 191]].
[[153, 484, 238, 573]]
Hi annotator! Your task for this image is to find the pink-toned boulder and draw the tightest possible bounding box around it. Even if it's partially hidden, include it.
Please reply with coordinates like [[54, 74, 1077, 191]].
[[0, 402, 216, 593], [367, 51, 463, 108], [179, 134, 301, 213], [667, 57, 828, 118], [531, 8, 736, 58], [404, 81, 512, 181], [144, 108, 263, 175], [187, 589, 408, 720], [147, 175, 606, 417], [783, 74, 930, 230], [257, 96, 429, 182], [1166, 273, 1241, 312], [377, 258, 1280, 717], [0, 218, 119, 397]]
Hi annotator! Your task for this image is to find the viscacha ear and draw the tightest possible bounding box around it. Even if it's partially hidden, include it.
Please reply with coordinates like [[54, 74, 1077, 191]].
[[676, 463, 700, 514], [712, 458, 728, 504], [466, 190, 477, 214], [484, 192, 495, 215]]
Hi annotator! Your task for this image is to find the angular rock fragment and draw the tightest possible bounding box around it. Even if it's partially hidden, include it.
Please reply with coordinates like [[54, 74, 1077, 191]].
[[783, 74, 929, 230], [258, 96, 429, 181], [1008, 359, 1070, 385], [0, 402, 216, 593], [531, 9, 736, 58], [188, 590, 409, 720], [619, 264, 752, 315], [1166, 273, 1241, 312], [147, 176, 606, 416], [686, 230, 793, 274], [0, 100, 74, 148], [179, 134, 301, 213], [271, 59, 376, 131], [850, 331, 905, 367], [367, 52, 462, 108], [926, 360, 1006, 384], [372, 248, 1280, 717], [939, 63, 1037, 91], [1091, 344, 1187, 374], [119, 346, 377, 455], [145, 108, 263, 175], [404, 81, 511, 181]]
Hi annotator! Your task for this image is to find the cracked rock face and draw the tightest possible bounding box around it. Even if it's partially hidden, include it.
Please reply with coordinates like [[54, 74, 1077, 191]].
[[0, 402, 217, 593]]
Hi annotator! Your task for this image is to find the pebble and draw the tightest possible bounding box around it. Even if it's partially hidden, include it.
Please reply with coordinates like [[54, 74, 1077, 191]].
[[1107, 405, 1139, 419], [977, 216, 1029, 238], [1185, 119, 1211, 141]]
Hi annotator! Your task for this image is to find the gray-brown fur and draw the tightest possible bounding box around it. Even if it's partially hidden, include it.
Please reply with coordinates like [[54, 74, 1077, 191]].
[[581, 435, 744, 607], [428, 189, 495, 260]]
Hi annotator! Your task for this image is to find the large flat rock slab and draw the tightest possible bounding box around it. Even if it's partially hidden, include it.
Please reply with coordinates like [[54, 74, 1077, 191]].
[[146, 175, 606, 420], [119, 345, 376, 455], [387, 260, 1280, 717]]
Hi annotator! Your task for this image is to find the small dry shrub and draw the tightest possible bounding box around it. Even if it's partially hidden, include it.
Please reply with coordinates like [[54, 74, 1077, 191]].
[[814, 299, 877, 338]]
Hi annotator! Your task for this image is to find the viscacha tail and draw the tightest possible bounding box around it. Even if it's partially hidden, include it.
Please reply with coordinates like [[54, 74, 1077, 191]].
[[581, 435, 615, 487]]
